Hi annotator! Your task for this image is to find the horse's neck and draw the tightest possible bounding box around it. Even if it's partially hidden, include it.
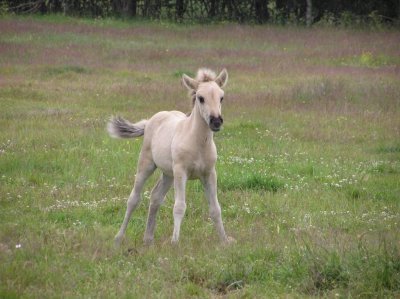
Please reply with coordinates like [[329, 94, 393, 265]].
[[187, 106, 214, 143]]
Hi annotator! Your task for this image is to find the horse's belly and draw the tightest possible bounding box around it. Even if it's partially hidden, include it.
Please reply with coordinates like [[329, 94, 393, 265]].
[[153, 151, 173, 176], [150, 112, 184, 177], [152, 135, 174, 175]]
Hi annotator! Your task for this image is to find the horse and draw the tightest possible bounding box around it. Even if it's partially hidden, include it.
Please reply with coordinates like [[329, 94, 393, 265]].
[[108, 68, 234, 246]]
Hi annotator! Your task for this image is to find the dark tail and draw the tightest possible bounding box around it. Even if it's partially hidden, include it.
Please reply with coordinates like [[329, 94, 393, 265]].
[[107, 116, 147, 138]]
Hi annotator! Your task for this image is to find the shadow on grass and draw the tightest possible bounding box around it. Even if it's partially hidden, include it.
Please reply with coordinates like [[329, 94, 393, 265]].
[[219, 174, 284, 193]]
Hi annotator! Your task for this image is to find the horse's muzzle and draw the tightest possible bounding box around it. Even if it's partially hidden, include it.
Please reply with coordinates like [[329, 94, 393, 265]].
[[209, 115, 223, 132]]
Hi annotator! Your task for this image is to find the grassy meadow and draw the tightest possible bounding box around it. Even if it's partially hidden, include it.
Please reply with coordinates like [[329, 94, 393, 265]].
[[1, 15, 400, 298]]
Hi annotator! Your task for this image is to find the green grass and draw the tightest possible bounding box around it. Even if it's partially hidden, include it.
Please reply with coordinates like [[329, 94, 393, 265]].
[[1, 15, 399, 298]]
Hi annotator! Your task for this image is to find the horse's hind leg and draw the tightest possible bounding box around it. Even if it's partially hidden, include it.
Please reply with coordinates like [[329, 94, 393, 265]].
[[114, 152, 156, 247], [143, 174, 173, 245]]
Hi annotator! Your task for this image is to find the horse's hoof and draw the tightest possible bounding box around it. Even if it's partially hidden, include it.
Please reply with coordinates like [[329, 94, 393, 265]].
[[114, 235, 123, 248], [224, 236, 236, 245], [143, 238, 154, 246]]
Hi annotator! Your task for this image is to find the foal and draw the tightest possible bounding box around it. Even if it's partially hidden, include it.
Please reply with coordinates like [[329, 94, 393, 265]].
[[108, 68, 233, 246]]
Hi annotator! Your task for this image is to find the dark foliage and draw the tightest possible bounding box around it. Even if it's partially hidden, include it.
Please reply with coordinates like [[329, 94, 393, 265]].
[[2, 0, 399, 25]]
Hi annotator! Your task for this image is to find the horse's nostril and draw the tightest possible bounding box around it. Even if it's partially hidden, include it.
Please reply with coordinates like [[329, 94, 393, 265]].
[[209, 115, 223, 132], [210, 116, 221, 126]]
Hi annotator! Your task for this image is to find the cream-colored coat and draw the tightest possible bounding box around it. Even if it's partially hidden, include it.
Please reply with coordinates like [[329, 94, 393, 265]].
[[108, 68, 234, 245]]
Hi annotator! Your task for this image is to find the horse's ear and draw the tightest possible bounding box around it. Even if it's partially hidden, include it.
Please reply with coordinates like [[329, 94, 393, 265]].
[[182, 74, 199, 91], [215, 68, 228, 88]]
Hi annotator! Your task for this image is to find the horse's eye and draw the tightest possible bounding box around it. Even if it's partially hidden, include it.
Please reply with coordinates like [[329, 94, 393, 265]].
[[198, 96, 205, 104], [220, 97, 224, 102]]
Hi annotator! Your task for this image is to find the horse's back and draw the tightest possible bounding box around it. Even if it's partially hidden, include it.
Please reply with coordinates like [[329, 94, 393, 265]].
[[146, 111, 186, 133]]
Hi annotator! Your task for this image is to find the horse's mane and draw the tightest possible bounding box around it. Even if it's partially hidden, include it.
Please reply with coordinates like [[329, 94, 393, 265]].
[[189, 68, 217, 109], [196, 68, 216, 82]]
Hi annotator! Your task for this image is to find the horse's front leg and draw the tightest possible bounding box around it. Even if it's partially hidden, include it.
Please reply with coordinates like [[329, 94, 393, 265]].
[[171, 166, 187, 244], [201, 169, 234, 243]]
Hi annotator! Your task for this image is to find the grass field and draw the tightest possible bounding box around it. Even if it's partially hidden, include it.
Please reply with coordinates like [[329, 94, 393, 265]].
[[1, 15, 399, 298]]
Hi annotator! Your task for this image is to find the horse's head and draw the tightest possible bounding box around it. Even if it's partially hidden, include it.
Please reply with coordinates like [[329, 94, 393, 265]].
[[182, 68, 228, 132]]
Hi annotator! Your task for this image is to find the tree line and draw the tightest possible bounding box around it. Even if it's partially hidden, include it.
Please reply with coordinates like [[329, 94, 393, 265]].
[[2, 0, 400, 26]]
